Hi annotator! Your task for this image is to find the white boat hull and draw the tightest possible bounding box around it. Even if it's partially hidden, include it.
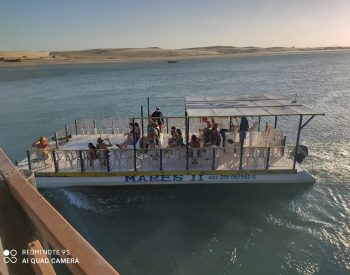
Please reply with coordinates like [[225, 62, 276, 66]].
[[36, 170, 315, 188]]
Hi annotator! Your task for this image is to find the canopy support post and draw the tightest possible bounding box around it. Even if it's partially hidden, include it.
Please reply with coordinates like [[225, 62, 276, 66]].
[[147, 97, 150, 117], [26, 150, 32, 170], [293, 115, 303, 170], [166, 117, 169, 134], [65, 125, 69, 142], [301, 115, 315, 130], [140, 106, 144, 137], [185, 117, 189, 170], [239, 143, 243, 170], [54, 132, 58, 149], [132, 118, 137, 171], [74, 120, 78, 135]]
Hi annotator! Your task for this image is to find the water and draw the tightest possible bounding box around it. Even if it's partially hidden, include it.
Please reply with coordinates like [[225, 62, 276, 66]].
[[1, 52, 349, 274]]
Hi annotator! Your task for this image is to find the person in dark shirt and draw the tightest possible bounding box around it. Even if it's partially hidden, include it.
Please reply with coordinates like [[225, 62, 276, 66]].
[[210, 123, 221, 146], [239, 116, 249, 144], [87, 143, 97, 166], [151, 107, 164, 132], [202, 127, 211, 146]]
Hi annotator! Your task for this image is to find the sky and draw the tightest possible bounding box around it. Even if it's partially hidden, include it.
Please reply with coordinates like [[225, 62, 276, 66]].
[[1, 0, 350, 51]]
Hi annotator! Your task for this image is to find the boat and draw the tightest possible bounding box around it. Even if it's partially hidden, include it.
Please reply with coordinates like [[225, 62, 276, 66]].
[[17, 95, 324, 188], [167, 60, 179, 63]]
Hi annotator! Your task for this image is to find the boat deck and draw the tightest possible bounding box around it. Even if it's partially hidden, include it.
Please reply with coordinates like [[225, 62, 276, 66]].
[[20, 130, 299, 174]]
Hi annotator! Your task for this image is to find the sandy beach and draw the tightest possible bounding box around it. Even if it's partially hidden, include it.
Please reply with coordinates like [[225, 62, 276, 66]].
[[1, 47, 349, 67]]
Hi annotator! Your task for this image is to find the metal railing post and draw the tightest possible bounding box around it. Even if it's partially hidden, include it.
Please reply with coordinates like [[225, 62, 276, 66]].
[[79, 150, 85, 172], [274, 116, 278, 128], [93, 120, 97, 135], [281, 136, 287, 156], [266, 147, 271, 170], [65, 125, 69, 142], [258, 116, 261, 132], [26, 150, 32, 170], [239, 143, 244, 170], [160, 148, 163, 171], [52, 150, 58, 173], [106, 151, 110, 172], [212, 147, 216, 170], [74, 120, 78, 135], [54, 132, 58, 149]]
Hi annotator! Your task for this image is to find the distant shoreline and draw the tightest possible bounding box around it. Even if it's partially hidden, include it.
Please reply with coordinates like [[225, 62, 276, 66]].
[[1, 47, 350, 67]]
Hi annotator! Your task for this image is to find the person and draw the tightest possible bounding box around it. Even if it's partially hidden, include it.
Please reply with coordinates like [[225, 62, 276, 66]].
[[146, 118, 159, 147], [87, 143, 97, 166], [201, 127, 211, 146], [210, 123, 221, 146], [198, 128, 212, 160], [168, 126, 177, 146], [116, 122, 140, 149], [134, 122, 141, 141], [96, 137, 112, 166], [201, 117, 214, 128], [32, 136, 51, 160], [219, 127, 229, 147], [190, 135, 201, 164], [151, 107, 164, 132], [151, 119, 160, 137], [190, 134, 201, 148], [239, 116, 249, 144], [139, 135, 148, 150], [32, 136, 50, 149], [175, 129, 184, 146], [190, 134, 201, 159]]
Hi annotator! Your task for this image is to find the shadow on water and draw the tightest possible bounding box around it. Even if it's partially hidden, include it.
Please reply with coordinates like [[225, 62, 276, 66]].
[[41, 183, 314, 220], [41, 183, 314, 275], [119, 182, 314, 199]]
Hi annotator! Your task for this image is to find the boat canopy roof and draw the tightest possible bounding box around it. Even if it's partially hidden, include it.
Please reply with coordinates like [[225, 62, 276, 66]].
[[185, 95, 325, 117]]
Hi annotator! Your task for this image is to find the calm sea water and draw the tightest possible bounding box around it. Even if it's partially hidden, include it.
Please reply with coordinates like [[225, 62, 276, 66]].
[[0, 52, 349, 274]]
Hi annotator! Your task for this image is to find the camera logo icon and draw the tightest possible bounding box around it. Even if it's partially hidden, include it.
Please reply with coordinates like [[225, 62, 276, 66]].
[[3, 249, 17, 264]]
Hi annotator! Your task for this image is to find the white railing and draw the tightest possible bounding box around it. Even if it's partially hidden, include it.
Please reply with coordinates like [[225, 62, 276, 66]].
[[26, 144, 291, 173]]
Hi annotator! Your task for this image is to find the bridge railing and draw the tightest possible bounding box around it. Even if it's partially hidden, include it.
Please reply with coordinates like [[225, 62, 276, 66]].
[[0, 148, 119, 275]]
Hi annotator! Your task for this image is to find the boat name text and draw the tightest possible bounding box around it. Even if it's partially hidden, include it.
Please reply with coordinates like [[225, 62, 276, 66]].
[[124, 174, 256, 182]]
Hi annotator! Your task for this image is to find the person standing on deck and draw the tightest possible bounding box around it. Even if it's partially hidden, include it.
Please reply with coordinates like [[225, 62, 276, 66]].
[[151, 107, 164, 132], [210, 124, 221, 146], [239, 116, 249, 144]]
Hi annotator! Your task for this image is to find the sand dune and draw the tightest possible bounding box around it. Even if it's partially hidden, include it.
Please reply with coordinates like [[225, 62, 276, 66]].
[[1, 46, 349, 66], [49, 47, 218, 59], [0, 51, 49, 59]]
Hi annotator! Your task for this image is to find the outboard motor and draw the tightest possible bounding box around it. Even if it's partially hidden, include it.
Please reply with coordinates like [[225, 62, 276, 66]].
[[291, 145, 309, 163]]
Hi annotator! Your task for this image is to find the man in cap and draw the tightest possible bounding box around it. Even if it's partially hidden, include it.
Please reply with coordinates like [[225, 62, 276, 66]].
[[151, 107, 164, 132]]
